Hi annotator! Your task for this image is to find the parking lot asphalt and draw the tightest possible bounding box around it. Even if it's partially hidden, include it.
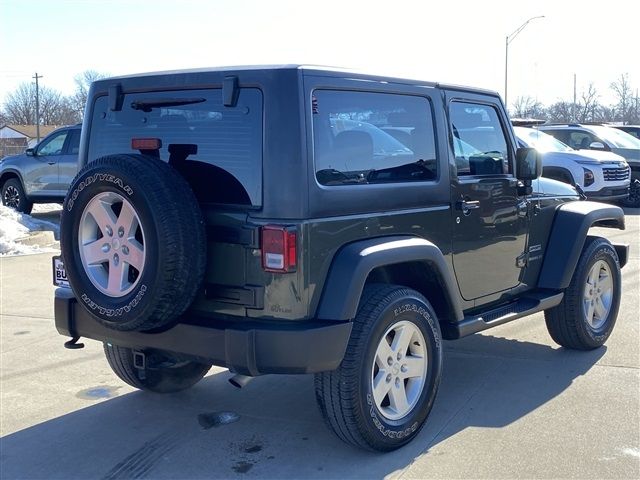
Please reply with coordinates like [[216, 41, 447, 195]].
[[1, 208, 638, 479]]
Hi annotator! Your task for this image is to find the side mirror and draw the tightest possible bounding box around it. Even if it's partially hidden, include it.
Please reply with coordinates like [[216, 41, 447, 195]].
[[25, 148, 35, 156], [589, 141, 607, 150], [516, 147, 542, 182]]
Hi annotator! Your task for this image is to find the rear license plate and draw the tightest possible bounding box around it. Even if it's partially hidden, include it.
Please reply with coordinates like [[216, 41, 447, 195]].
[[52, 256, 69, 287]]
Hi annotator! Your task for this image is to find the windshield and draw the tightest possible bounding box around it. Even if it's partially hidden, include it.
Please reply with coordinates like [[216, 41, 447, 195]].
[[590, 125, 640, 149], [514, 127, 573, 153]]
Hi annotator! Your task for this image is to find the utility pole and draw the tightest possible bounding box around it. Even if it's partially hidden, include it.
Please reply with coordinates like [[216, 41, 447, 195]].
[[33, 72, 43, 143], [571, 73, 578, 122]]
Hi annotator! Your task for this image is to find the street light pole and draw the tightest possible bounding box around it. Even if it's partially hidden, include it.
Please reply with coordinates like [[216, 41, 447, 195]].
[[504, 15, 545, 112]]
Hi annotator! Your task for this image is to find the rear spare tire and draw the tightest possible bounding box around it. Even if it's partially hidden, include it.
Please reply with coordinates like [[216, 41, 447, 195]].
[[60, 154, 206, 331]]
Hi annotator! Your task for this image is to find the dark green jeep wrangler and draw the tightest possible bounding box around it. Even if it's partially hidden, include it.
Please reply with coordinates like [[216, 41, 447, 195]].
[[54, 65, 628, 451]]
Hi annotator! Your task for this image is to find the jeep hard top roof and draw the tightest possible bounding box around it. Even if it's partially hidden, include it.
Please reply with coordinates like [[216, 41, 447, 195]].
[[91, 64, 500, 99]]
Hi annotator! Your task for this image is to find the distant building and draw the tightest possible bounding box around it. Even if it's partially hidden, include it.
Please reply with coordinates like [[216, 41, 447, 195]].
[[0, 124, 61, 157]]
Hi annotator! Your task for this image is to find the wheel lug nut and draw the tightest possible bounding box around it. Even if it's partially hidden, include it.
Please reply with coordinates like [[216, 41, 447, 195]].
[[401, 364, 407, 373], [395, 378, 400, 388], [113, 253, 119, 266], [122, 245, 129, 255], [397, 352, 402, 361], [386, 374, 392, 383], [387, 356, 394, 366], [106, 225, 113, 237], [118, 226, 125, 238], [102, 244, 110, 253]]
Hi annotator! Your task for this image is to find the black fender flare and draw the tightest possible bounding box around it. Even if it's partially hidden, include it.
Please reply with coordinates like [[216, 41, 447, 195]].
[[537, 201, 625, 290], [315, 236, 463, 322]]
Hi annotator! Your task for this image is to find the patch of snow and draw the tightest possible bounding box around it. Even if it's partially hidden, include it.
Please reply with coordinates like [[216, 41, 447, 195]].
[[32, 203, 63, 214], [0, 205, 60, 256], [621, 447, 640, 458]]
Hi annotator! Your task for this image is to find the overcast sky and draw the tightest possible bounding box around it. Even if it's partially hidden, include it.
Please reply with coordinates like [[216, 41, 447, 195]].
[[1, 0, 638, 108]]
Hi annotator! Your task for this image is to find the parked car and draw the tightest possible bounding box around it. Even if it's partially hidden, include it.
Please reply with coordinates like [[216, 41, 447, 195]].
[[514, 126, 630, 201], [53, 66, 627, 452], [537, 123, 640, 206], [611, 124, 640, 139], [0, 124, 81, 213]]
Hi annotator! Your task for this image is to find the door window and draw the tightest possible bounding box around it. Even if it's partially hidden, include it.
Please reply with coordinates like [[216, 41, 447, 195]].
[[569, 131, 598, 150], [449, 102, 511, 176], [37, 131, 68, 156]]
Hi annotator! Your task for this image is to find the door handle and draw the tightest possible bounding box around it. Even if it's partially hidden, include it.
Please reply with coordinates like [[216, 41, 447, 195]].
[[458, 200, 480, 216], [47, 161, 55, 165]]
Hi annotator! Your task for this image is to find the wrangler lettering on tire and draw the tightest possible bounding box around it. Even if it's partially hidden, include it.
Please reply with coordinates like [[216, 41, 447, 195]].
[[60, 154, 206, 331]]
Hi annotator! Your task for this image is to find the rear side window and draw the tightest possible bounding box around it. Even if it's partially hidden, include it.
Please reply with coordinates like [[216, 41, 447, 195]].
[[312, 90, 437, 186], [449, 101, 511, 176], [88, 88, 263, 206]]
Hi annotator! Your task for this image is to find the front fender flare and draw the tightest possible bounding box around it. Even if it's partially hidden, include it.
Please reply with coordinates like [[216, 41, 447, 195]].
[[316, 236, 463, 322], [538, 201, 625, 290]]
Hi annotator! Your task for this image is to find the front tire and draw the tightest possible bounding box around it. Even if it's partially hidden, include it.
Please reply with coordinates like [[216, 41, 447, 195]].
[[1, 178, 33, 214], [544, 237, 621, 350], [315, 284, 443, 451], [104, 344, 211, 393]]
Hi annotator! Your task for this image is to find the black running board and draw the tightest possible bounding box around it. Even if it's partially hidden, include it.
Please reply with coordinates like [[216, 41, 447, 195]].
[[446, 291, 564, 339]]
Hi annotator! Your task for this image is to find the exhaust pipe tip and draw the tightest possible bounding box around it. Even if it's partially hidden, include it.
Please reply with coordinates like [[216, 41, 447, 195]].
[[229, 374, 254, 389]]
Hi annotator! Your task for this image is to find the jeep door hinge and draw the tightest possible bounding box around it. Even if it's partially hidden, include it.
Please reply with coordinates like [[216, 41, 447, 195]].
[[516, 252, 527, 268]]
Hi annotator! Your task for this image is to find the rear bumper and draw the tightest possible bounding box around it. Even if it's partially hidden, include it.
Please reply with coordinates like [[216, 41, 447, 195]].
[[54, 288, 352, 376]]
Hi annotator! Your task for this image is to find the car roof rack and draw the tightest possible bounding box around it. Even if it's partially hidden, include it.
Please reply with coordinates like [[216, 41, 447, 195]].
[[511, 118, 546, 127]]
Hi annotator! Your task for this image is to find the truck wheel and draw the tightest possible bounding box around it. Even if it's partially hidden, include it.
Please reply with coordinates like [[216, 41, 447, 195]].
[[1, 178, 33, 214], [544, 237, 621, 350], [621, 176, 640, 208], [315, 284, 443, 451], [60, 154, 206, 332], [104, 343, 211, 393]]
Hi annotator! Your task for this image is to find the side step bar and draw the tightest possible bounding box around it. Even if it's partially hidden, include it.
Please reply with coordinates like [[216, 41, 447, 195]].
[[446, 291, 564, 339]]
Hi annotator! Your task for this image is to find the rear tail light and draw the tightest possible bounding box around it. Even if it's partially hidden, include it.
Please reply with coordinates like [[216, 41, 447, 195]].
[[131, 137, 162, 150], [261, 226, 297, 273]]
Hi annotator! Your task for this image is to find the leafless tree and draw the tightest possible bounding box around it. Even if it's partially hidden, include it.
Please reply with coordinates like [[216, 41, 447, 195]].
[[610, 73, 634, 123], [577, 83, 600, 122], [71, 70, 108, 119], [511, 96, 546, 119], [546, 101, 574, 123], [1, 82, 79, 126]]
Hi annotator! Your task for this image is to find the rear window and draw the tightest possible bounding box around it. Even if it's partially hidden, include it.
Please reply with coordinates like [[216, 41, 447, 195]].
[[88, 88, 263, 206]]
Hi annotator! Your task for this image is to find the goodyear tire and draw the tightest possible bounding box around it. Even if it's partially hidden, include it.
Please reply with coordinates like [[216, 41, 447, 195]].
[[544, 236, 621, 350], [315, 284, 443, 451], [60, 154, 206, 331], [104, 343, 211, 393]]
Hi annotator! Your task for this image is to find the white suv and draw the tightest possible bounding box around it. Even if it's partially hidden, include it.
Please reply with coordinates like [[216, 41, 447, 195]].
[[536, 123, 640, 206], [514, 127, 630, 201]]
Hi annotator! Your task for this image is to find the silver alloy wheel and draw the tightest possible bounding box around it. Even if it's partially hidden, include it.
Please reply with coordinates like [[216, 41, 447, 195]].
[[4, 185, 20, 208], [371, 320, 428, 421], [583, 260, 613, 330], [78, 192, 146, 297]]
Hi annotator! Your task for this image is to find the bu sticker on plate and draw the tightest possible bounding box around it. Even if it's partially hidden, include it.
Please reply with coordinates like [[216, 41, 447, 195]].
[[52, 256, 69, 287]]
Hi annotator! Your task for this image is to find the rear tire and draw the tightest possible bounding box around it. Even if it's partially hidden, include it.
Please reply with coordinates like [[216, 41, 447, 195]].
[[104, 343, 211, 393], [1, 178, 33, 214], [544, 237, 621, 350], [315, 284, 443, 451]]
